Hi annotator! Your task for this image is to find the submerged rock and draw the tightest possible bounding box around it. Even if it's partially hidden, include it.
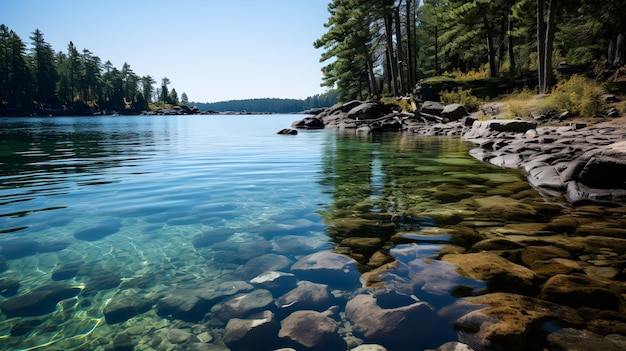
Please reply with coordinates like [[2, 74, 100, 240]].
[[345, 293, 442, 348], [278, 310, 345, 350], [456, 293, 584, 351], [0, 283, 81, 317], [73, 219, 122, 241], [224, 310, 277, 351], [291, 251, 359, 287], [104, 295, 153, 324]]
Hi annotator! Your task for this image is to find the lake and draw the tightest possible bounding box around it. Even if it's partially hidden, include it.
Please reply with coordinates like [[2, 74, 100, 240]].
[[0, 114, 607, 350]]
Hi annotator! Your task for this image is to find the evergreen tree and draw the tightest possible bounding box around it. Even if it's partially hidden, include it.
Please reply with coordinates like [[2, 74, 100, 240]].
[[30, 29, 58, 105]]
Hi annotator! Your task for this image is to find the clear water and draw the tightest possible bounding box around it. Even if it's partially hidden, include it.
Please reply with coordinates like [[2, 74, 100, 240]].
[[0, 115, 539, 350]]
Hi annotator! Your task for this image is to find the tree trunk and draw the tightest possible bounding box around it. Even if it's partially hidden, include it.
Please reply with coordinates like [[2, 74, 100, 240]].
[[394, 5, 406, 94], [544, 0, 557, 91], [384, 13, 398, 96], [483, 15, 498, 78], [366, 57, 379, 99], [406, 0, 414, 91], [537, 0, 546, 93], [508, 0, 516, 77]]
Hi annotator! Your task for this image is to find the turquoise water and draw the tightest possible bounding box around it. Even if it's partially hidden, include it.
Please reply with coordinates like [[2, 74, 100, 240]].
[[0, 115, 535, 350]]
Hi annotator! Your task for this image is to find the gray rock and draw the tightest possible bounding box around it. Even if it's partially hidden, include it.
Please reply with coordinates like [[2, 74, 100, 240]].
[[420, 101, 445, 116], [211, 289, 274, 320], [250, 271, 297, 295], [277, 128, 298, 135], [234, 254, 294, 280], [0, 283, 81, 317], [548, 328, 624, 351], [425, 342, 476, 351], [291, 251, 359, 287], [441, 104, 469, 121], [104, 295, 153, 324], [347, 101, 393, 120], [278, 310, 345, 350], [275, 280, 333, 312], [224, 310, 277, 351], [345, 293, 441, 347]]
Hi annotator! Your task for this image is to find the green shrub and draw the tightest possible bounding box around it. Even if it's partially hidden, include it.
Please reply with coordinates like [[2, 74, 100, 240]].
[[544, 75, 606, 117], [441, 87, 481, 112]]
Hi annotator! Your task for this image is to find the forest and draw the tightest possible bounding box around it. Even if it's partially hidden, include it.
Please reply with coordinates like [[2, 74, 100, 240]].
[[2, 0, 626, 116], [191, 92, 339, 114], [314, 0, 626, 102], [0, 25, 186, 116]]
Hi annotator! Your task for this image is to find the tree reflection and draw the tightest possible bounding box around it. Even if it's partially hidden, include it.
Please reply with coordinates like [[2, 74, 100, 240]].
[[318, 131, 479, 274]]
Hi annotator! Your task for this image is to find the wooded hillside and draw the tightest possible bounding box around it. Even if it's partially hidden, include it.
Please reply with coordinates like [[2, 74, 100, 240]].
[[314, 0, 626, 102]]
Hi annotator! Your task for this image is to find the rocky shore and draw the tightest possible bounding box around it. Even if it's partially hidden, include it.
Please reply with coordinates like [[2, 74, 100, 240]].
[[291, 99, 626, 206], [285, 99, 626, 350]]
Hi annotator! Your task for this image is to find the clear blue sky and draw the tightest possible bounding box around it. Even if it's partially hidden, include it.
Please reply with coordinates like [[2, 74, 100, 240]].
[[1, 0, 332, 102]]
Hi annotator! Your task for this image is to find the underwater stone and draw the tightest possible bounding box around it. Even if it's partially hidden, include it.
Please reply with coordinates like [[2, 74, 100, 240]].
[[250, 271, 297, 295], [291, 251, 359, 287], [196, 280, 253, 303], [83, 269, 121, 294], [346, 293, 440, 348], [191, 228, 233, 248], [51, 262, 82, 281], [275, 281, 333, 312], [73, 219, 122, 241], [0, 278, 20, 297], [157, 291, 211, 322], [113, 332, 133, 351], [234, 254, 294, 280], [211, 289, 274, 320], [37, 241, 71, 253], [224, 310, 277, 350], [104, 295, 153, 324], [0, 283, 81, 317], [278, 310, 345, 350], [0, 238, 40, 259]]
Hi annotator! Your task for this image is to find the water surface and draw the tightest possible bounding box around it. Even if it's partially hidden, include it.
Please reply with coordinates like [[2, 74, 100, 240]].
[[0, 115, 563, 350]]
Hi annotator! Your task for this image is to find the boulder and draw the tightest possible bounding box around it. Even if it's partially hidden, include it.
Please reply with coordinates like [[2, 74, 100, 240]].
[[157, 292, 210, 322], [0, 283, 81, 317], [548, 328, 626, 351], [456, 293, 584, 351], [191, 228, 233, 248], [292, 116, 325, 129], [104, 295, 153, 324], [0, 238, 40, 259], [420, 101, 445, 116], [250, 271, 298, 296], [234, 253, 294, 280], [275, 281, 333, 312], [73, 219, 122, 241], [562, 141, 626, 190], [345, 293, 442, 348], [425, 342, 476, 351], [224, 310, 277, 351], [278, 310, 345, 350], [442, 252, 541, 295], [539, 273, 621, 310], [291, 251, 359, 287], [0, 278, 20, 297], [210, 289, 274, 320], [441, 104, 469, 121], [347, 101, 393, 120], [277, 128, 298, 135], [196, 280, 254, 303]]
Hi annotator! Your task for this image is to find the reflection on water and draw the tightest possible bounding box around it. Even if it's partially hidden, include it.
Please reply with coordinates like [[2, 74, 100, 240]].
[[0, 115, 620, 350]]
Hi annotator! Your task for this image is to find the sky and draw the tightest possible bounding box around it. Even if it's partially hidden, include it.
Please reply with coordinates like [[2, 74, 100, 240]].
[[1, 0, 332, 102]]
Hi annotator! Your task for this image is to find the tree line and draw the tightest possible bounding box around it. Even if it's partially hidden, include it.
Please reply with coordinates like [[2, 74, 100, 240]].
[[315, 0, 626, 102], [192, 91, 339, 113], [0, 25, 185, 116]]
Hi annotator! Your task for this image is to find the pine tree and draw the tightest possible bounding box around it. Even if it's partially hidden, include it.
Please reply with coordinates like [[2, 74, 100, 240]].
[[30, 29, 58, 105]]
